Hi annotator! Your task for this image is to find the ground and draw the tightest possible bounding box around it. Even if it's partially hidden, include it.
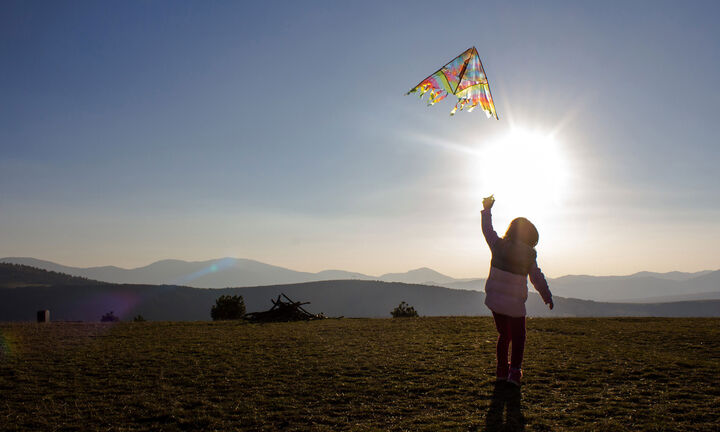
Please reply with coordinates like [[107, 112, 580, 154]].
[[0, 317, 718, 431]]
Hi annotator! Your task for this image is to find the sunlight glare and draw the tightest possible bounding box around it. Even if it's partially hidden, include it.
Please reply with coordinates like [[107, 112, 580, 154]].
[[473, 129, 570, 220]]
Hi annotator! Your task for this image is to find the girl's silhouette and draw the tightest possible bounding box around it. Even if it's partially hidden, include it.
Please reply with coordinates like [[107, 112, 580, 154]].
[[481, 195, 553, 386]]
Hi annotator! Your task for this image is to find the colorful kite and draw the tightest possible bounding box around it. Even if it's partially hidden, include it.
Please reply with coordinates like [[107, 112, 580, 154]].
[[407, 47, 498, 119]]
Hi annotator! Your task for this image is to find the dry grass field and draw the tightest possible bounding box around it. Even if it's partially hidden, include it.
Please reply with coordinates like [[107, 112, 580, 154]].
[[1, 317, 718, 431]]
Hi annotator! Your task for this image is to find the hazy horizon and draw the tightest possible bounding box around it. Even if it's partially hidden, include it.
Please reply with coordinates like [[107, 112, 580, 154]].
[[2, 255, 717, 280], [2, 1, 719, 279]]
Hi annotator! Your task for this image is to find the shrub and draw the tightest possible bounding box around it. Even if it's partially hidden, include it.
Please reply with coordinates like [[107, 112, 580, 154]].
[[391, 301, 419, 318], [133, 315, 146, 322], [101, 311, 120, 322], [211, 295, 246, 321]]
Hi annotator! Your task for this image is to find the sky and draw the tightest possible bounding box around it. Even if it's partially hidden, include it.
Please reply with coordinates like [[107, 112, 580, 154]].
[[1, 1, 719, 278]]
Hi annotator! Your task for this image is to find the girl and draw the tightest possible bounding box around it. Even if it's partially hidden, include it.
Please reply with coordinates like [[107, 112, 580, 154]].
[[481, 195, 553, 386]]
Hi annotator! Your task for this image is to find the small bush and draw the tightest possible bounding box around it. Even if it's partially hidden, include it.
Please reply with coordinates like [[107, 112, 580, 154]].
[[391, 301, 418, 318], [211, 295, 246, 321], [101, 311, 120, 322], [133, 315, 146, 322]]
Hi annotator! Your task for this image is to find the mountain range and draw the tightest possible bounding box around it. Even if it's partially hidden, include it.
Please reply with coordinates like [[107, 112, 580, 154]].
[[1, 263, 719, 321], [1, 257, 718, 303]]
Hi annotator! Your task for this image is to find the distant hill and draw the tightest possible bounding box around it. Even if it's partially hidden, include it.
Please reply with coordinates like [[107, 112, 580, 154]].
[[1, 257, 718, 303], [622, 291, 720, 303], [440, 271, 720, 302], [0, 257, 323, 287], [0, 264, 719, 321], [441, 279, 487, 291], [547, 271, 720, 302], [378, 267, 457, 285], [0, 263, 100, 288], [629, 270, 714, 281], [0, 257, 459, 289]]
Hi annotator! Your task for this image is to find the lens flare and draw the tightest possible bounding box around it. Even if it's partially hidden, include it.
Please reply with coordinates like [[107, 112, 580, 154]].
[[63, 291, 144, 321], [171, 258, 237, 285]]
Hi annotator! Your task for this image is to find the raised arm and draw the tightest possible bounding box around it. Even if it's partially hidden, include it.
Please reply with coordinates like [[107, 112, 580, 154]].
[[481, 208, 500, 249], [529, 261, 553, 308], [481, 195, 501, 249]]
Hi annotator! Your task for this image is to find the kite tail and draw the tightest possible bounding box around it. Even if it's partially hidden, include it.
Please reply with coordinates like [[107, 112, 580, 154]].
[[451, 98, 469, 116], [418, 85, 431, 100], [427, 90, 436, 106], [428, 91, 448, 106]]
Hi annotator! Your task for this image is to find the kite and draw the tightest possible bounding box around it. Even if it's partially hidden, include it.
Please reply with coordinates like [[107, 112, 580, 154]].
[[407, 47, 498, 119]]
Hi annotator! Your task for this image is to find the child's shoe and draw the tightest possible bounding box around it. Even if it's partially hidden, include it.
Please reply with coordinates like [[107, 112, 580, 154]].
[[508, 367, 522, 386], [496, 363, 510, 381]]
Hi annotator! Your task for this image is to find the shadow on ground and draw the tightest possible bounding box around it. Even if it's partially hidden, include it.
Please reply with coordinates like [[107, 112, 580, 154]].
[[483, 381, 525, 431]]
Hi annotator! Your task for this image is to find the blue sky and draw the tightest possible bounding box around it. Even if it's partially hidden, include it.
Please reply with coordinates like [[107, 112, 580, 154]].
[[2, 1, 719, 277]]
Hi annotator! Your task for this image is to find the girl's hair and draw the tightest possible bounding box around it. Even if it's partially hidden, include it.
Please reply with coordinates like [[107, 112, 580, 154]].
[[504, 217, 539, 248]]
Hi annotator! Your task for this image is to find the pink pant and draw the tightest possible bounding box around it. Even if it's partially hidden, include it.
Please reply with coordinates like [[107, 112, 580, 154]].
[[492, 311, 526, 375]]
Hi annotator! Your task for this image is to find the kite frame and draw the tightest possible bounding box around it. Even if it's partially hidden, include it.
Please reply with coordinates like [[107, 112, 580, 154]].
[[477, 52, 499, 120], [407, 47, 474, 95]]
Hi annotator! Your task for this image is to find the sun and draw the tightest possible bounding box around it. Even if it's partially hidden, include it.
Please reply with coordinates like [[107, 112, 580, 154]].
[[473, 128, 570, 219]]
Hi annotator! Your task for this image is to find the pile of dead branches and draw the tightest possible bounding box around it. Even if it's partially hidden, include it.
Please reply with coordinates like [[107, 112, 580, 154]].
[[245, 293, 325, 323]]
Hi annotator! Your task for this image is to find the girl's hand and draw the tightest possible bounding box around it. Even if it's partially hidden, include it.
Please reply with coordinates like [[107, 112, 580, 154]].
[[547, 300, 554, 310], [482, 195, 495, 210]]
